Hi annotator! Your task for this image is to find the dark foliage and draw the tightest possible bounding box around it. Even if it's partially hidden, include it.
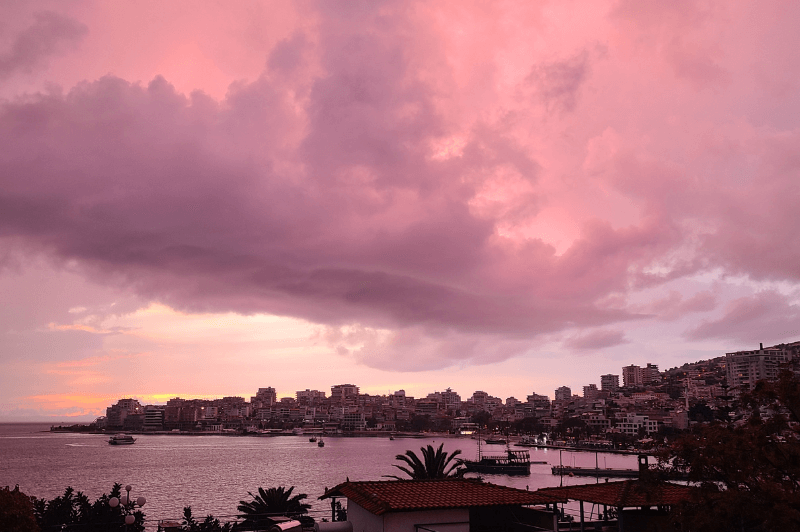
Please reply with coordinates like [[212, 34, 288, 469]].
[[385, 443, 464, 480], [662, 368, 800, 531], [0, 485, 39, 532], [182, 506, 234, 532], [236, 486, 311, 531], [31, 483, 144, 532]]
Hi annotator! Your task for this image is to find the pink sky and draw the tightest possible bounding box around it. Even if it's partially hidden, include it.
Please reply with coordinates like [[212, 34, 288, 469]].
[[2, 1, 799, 420]]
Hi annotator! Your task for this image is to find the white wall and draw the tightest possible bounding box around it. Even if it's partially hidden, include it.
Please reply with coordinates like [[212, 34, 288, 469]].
[[347, 502, 384, 532], [347, 503, 469, 532], [384, 508, 468, 532]]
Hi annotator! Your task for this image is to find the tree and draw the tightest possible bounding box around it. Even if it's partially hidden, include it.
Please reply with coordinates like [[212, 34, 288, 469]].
[[236, 486, 311, 531], [0, 485, 39, 532], [182, 506, 233, 532], [662, 368, 800, 531], [31, 483, 144, 532], [385, 443, 464, 480]]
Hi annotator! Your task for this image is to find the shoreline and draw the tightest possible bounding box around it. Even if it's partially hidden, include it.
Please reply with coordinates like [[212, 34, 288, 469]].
[[46, 426, 660, 454]]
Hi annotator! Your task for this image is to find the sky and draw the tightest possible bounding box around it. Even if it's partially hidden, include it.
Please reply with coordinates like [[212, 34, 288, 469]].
[[2, 0, 800, 421]]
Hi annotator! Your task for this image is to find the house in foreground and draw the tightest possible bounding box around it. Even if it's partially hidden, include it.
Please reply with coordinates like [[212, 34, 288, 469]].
[[320, 479, 565, 532]]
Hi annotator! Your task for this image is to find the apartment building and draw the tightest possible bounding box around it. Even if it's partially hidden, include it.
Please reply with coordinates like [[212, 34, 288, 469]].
[[726, 343, 795, 394], [600, 374, 619, 392]]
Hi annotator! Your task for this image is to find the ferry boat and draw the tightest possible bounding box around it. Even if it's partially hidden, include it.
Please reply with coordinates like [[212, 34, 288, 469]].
[[108, 434, 136, 445]]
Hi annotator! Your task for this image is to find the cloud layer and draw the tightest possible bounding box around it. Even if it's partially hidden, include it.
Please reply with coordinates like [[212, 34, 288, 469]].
[[2, 0, 800, 374]]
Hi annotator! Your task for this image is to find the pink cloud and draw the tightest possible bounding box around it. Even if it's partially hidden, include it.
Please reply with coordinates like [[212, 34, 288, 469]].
[[2, 0, 800, 373], [0, 12, 87, 79], [565, 329, 628, 351], [685, 291, 800, 343]]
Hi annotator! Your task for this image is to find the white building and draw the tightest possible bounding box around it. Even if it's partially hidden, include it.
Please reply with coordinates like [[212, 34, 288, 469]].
[[616, 414, 661, 436], [726, 343, 795, 395]]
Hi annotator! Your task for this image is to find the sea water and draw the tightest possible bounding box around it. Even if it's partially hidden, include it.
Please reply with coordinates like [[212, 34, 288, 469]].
[[0, 423, 638, 525]]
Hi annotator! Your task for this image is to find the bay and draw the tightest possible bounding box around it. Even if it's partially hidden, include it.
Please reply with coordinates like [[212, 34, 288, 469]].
[[0, 423, 638, 526]]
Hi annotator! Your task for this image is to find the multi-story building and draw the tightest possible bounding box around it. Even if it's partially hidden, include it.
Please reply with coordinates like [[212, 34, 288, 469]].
[[415, 400, 440, 416], [582, 384, 599, 400], [622, 365, 643, 387], [616, 413, 661, 436], [600, 374, 620, 392], [726, 343, 795, 394], [505, 397, 520, 408], [331, 384, 359, 405], [391, 390, 408, 408], [296, 389, 326, 406], [471, 390, 489, 408], [251, 387, 277, 408], [643, 364, 661, 384], [341, 412, 367, 431], [441, 388, 462, 412], [554, 386, 572, 401], [143, 406, 164, 431], [526, 393, 551, 408], [106, 398, 143, 429]]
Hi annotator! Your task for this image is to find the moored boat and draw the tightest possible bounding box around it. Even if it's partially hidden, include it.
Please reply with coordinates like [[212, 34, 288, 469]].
[[459, 435, 530, 475], [460, 449, 531, 475], [108, 434, 136, 445]]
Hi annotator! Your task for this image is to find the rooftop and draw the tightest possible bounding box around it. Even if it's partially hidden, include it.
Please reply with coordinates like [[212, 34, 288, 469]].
[[321, 479, 565, 516], [537, 480, 693, 508]]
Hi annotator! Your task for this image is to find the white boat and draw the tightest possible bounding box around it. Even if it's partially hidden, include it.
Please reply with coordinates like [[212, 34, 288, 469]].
[[108, 434, 136, 445]]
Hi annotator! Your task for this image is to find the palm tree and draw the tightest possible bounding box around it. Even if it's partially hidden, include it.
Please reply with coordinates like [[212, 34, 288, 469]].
[[236, 486, 310, 531], [385, 443, 465, 480]]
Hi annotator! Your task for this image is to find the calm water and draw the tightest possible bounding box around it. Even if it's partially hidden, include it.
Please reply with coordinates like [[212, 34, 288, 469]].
[[0, 423, 637, 525]]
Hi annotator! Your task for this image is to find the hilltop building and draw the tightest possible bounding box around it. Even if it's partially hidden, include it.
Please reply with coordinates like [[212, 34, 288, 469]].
[[600, 374, 619, 391], [622, 365, 643, 387], [554, 386, 572, 401], [726, 342, 796, 395]]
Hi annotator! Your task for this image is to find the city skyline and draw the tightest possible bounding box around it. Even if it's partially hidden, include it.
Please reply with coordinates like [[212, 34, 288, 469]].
[[2, 2, 800, 421]]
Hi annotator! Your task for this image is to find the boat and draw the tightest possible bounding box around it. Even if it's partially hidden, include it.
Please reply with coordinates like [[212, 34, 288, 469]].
[[515, 436, 537, 447], [309, 436, 317, 442], [459, 434, 530, 475], [484, 438, 507, 445], [318, 437, 325, 447], [108, 434, 136, 445]]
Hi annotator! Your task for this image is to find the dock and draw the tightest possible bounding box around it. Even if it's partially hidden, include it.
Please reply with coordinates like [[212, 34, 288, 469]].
[[551, 466, 640, 478]]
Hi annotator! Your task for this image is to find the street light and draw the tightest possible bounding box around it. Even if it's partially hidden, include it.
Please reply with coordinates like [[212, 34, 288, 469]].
[[109, 484, 146, 526]]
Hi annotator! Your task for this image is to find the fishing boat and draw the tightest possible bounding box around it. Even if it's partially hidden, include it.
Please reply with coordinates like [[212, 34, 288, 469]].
[[108, 434, 136, 445], [459, 433, 530, 475]]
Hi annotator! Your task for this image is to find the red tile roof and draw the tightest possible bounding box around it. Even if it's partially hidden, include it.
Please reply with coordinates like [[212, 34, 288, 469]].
[[321, 479, 565, 516], [537, 480, 693, 507]]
